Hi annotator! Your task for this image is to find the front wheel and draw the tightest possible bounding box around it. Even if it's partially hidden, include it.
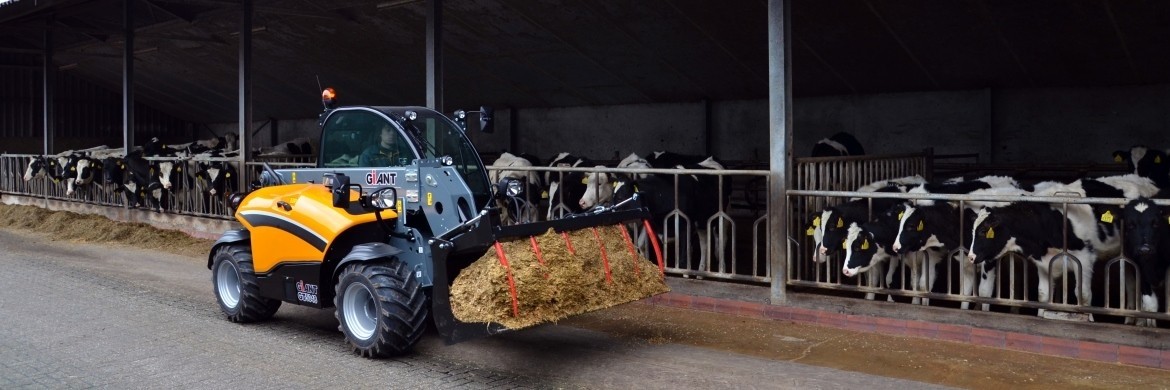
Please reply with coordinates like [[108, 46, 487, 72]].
[[334, 260, 429, 358], [212, 244, 281, 322]]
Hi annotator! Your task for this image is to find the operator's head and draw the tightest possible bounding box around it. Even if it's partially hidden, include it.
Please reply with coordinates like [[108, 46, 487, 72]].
[[379, 124, 396, 149]]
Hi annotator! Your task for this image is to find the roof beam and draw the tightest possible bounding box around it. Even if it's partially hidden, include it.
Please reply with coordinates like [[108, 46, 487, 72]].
[[863, 0, 939, 89], [662, 0, 767, 86], [577, 0, 707, 97], [977, 0, 1036, 87], [497, 0, 655, 103], [143, 0, 201, 23], [1103, 0, 1140, 83], [796, 37, 857, 95]]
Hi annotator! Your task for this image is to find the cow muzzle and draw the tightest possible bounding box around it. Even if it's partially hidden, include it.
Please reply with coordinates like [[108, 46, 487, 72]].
[[892, 241, 902, 253], [967, 252, 977, 263]]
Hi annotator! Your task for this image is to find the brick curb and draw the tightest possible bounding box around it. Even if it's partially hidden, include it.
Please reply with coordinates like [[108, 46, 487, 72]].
[[643, 292, 1170, 370]]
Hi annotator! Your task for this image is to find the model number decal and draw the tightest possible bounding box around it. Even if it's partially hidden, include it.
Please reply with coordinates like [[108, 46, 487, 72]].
[[296, 280, 319, 304]]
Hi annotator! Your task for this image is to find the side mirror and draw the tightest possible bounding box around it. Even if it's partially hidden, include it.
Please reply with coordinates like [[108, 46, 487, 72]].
[[479, 106, 494, 133], [328, 173, 351, 209]]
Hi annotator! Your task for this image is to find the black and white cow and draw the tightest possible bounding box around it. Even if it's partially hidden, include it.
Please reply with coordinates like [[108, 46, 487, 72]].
[[195, 157, 238, 213], [838, 203, 921, 302], [808, 176, 927, 264], [258, 137, 316, 156], [120, 152, 165, 210], [967, 175, 1159, 315], [811, 132, 865, 157], [64, 154, 105, 196], [22, 156, 56, 182], [488, 152, 544, 224], [891, 175, 1028, 309], [609, 152, 734, 273], [1114, 146, 1170, 189], [544, 153, 598, 219], [156, 157, 196, 211], [1119, 198, 1170, 327]]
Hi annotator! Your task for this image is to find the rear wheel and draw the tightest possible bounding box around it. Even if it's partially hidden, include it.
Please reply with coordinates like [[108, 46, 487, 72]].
[[334, 260, 428, 358], [212, 244, 281, 322]]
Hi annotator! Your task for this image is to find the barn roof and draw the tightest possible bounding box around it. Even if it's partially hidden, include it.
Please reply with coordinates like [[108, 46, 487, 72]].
[[2, 0, 1167, 124]]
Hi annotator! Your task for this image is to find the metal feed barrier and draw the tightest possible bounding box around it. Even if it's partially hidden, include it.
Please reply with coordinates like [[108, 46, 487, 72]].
[[787, 189, 1170, 325], [0, 154, 316, 220], [485, 164, 773, 284]]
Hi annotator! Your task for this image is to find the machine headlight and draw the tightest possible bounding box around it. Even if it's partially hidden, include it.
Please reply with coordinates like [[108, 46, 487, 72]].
[[369, 187, 397, 210], [506, 178, 523, 197], [440, 156, 454, 166]]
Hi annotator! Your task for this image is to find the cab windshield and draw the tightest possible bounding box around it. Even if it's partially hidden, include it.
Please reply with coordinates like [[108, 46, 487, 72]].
[[397, 109, 490, 201]]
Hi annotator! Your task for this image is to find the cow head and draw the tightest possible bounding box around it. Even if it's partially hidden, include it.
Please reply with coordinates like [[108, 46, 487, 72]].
[[1122, 198, 1167, 257], [73, 156, 100, 186], [817, 208, 851, 258], [102, 157, 127, 191], [841, 223, 880, 277], [23, 156, 45, 181], [968, 208, 1011, 264], [578, 168, 614, 211], [1114, 146, 1170, 187], [156, 159, 187, 191], [893, 206, 929, 253], [197, 161, 236, 196]]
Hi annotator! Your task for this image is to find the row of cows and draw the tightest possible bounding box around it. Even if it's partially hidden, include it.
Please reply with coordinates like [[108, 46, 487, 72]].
[[21, 135, 240, 213], [488, 151, 734, 273], [805, 145, 1170, 326]]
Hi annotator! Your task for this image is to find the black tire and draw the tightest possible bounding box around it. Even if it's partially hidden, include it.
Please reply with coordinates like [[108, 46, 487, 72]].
[[212, 244, 281, 322], [334, 259, 429, 358]]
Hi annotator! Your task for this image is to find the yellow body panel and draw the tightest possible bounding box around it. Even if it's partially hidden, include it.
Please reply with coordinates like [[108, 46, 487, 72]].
[[234, 183, 397, 274]]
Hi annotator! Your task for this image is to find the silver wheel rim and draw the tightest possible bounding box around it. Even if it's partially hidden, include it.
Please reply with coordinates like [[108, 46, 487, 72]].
[[216, 261, 241, 309], [343, 283, 377, 341]]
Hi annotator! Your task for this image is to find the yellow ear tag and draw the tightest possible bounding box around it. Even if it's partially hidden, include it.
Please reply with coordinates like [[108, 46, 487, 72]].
[[836, 217, 844, 228], [1100, 210, 1114, 224], [812, 216, 821, 227], [842, 240, 848, 249], [805, 227, 815, 236], [860, 239, 870, 250], [917, 220, 924, 231], [1114, 155, 1123, 163], [225, 173, 231, 178], [897, 211, 904, 220], [581, 177, 589, 184], [986, 227, 995, 239], [176, 167, 181, 172], [70, 167, 75, 171], [541, 190, 549, 199], [1157, 156, 1163, 164]]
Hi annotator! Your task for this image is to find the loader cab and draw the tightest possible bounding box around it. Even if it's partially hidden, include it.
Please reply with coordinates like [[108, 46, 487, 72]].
[[317, 106, 492, 208]]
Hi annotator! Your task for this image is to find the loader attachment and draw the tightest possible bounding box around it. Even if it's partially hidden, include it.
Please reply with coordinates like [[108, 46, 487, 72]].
[[430, 204, 669, 344]]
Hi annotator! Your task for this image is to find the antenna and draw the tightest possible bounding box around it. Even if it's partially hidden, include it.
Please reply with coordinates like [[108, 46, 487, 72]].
[[316, 75, 326, 110]]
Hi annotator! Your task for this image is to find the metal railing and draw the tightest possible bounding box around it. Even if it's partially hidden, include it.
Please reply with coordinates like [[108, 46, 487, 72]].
[[787, 189, 1170, 324], [485, 164, 773, 284]]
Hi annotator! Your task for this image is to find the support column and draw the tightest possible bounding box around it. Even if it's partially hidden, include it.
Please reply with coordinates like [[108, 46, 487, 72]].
[[122, 0, 135, 155], [768, 0, 792, 304], [43, 18, 55, 155], [426, 0, 443, 112], [239, 0, 253, 189]]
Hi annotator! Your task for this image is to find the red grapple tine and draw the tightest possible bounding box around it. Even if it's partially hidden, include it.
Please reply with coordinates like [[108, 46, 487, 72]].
[[591, 227, 613, 284], [643, 220, 665, 277], [492, 241, 520, 317], [618, 224, 641, 276], [529, 236, 550, 279], [562, 231, 577, 255]]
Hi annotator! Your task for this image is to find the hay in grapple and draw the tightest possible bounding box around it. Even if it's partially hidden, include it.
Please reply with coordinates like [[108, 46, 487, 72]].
[[449, 225, 670, 329]]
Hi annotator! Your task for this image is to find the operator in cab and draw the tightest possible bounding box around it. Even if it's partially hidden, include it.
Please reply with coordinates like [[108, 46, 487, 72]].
[[359, 123, 406, 167]]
